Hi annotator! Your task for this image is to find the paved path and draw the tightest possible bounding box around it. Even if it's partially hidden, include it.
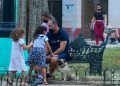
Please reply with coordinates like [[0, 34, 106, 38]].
[[1, 76, 112, 86], [86, 40, 120, 48], [1, 81, 91, 86], [106, 43, 120, 48]]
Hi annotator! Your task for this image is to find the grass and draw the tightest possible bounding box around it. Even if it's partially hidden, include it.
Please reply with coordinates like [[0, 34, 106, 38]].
[[103, 47, 120, 70], [1, 47, 120, 80]]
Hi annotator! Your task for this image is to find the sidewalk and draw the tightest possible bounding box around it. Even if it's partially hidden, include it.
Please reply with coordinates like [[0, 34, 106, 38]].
[[1, 80, 110, 86], [1, 76, 112, 86], [1, 80, 91, 86], [106, 43, 120, 48], [86, 39, 120, 48]]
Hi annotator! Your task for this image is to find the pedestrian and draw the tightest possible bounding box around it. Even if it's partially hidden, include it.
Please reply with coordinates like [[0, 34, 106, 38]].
[[90, 3, 107, 45], [26, 26, 53, 85], [8, 28, 33, 85]]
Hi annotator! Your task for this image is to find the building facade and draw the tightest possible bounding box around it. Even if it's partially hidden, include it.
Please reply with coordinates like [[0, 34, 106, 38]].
[[62, 0, 120, 40], [0, 0, 120, 39], [0, 0, 16, 37], [49, 0, 120, 40]]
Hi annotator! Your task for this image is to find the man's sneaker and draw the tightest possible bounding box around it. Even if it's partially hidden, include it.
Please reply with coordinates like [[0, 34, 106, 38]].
[[8, 78, 12, 85]]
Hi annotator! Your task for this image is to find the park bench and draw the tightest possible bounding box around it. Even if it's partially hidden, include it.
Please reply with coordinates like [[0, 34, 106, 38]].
[[67, 29, 113, 76]]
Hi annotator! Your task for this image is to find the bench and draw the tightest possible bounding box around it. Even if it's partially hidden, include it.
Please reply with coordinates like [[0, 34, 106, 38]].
[[67, 30, 114, 76]]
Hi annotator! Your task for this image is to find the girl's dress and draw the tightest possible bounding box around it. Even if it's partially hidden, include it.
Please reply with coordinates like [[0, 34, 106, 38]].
[[9, 38, 27, 71], [26, 34, 48, 67]]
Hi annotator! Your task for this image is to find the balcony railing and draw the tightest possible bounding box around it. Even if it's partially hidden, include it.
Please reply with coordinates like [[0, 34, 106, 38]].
[[0, 22, 16, 37], [0, 22, 16, 31]]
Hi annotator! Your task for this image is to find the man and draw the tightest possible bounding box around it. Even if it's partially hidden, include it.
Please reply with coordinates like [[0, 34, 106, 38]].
[[46, 19, 69, 77]]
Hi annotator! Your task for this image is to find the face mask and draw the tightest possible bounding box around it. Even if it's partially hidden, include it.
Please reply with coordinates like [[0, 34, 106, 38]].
[[42, 19, 48, 23], [49, 29, 54, 33], [97, 9, 101, 11]]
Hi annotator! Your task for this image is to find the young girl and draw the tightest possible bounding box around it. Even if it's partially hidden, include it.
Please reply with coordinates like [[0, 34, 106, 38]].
[[8, 28, 33, 85], [26, 26, 53, 85]]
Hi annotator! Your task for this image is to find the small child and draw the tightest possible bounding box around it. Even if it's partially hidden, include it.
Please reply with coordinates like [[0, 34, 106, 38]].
[[41, 12, 54, 33], [8, 28, 33, 85], [26, 26, 53, 85]]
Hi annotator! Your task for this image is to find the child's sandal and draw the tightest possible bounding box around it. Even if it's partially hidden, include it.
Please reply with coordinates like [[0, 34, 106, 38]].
[[43, 81, 48, 85], [21, 83, 28, 86], [8, 81, 12, 85], [8, 79, 12, 85]]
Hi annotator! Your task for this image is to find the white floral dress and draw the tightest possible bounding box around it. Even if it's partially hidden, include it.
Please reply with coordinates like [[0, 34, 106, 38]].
[[9, 38, 27, 71]]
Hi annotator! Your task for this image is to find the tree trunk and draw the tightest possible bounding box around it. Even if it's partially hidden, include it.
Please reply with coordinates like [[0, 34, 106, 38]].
[[18, 0, 49, 43], [28, 0, 49, 43], [18, 0, 27, 30]]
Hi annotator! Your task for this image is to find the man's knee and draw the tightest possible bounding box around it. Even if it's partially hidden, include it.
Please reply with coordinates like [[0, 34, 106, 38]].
[[51, 57, 57, 64], [46, 56, 51, 63]]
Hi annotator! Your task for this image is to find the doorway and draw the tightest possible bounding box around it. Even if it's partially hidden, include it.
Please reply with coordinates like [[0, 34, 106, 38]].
[[0, 0, 16, 37], [48, 0, 62, 28]]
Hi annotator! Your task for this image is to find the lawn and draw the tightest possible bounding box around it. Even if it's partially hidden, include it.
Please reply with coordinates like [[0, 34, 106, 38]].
[[103, 47, 120, 69]]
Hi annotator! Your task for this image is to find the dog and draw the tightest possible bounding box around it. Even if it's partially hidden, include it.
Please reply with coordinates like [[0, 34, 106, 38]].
[[57, 59, 76, 81]]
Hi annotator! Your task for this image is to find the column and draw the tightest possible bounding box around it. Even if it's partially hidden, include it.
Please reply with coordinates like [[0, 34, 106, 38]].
[[62, 0, 82, 40], [108, 0, 120, 28]]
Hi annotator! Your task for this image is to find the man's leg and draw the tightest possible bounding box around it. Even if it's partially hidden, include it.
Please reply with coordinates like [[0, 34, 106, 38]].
[[115, 29, 120, 43], [110, 32, 116, 44], [49, 56, 58, 74], [49, 53, 67, 73], [46, 55, 58, 77]]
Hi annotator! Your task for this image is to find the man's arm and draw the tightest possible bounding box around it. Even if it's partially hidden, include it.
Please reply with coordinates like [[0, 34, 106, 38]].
[[53, 41, 67, 55]]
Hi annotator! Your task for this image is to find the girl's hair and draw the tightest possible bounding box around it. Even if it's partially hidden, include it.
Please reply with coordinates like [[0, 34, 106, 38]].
[[33, 26, 47, 40], [96, 3, 102, 8], [10, 28, 25, 41]]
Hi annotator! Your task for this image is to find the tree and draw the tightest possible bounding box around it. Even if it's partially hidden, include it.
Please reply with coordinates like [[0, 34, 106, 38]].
[[18, 0, 27, 30], [18, 0, 49, 43]]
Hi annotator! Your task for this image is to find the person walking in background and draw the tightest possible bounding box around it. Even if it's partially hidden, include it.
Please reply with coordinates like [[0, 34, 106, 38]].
[[26, 26, 53, 85], [8, 28, 33, 85], [90, 3, 107, 45]]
